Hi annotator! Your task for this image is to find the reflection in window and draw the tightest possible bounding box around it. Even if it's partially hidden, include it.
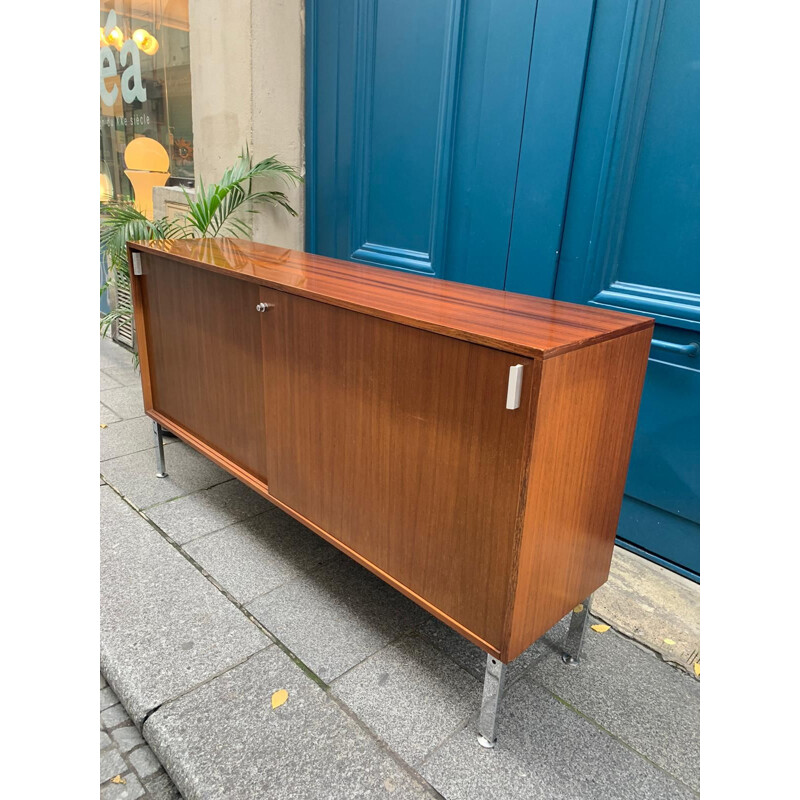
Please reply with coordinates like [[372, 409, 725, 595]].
[[100, 1, 194, 208]]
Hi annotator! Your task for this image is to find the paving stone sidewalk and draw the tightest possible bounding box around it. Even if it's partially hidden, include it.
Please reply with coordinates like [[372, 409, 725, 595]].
[[100, 335, 700, 799], [101, 674, 181, 799]]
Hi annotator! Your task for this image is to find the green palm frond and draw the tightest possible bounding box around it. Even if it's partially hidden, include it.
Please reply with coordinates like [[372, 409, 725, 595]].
[[99, 305, 132, 339], [100, 146, 301, 343], [99, 200, 188, 338], [183, 147, 302, 237], [100, 200, 187, 280]]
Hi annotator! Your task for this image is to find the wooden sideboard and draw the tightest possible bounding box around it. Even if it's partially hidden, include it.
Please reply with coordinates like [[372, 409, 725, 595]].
[[128, 238, 652, 746]]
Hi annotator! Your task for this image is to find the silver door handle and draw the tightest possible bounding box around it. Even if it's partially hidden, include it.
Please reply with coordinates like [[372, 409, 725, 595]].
[[131, 252, 143, 276], [256, 302, 274, 313], [651, 339, 698, 357], [506, 365, 524, 410]]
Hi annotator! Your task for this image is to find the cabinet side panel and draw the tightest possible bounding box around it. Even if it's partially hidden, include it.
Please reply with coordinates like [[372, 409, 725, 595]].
[[138, 254, 270, 483], [505, 327, 652, 661]]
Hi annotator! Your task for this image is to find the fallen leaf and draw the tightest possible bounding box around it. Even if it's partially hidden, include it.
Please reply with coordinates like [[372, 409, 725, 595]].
[[100, 423, 108, 429], [591, 624, 610, 633], [110, 775, 126, 785], [271, 689, 289, 709], [573, 603, 584, 614], [694, 662, 700, 677], [663, 638, 676, 646]]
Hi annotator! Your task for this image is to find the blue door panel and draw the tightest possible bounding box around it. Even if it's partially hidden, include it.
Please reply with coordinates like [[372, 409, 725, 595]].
[[503, 0, 595, 298], [617, 498, 699, 579], [616, 0, 699, 294], [443, 0, 539, 288], [309, 0, 545, 284], [306, 0, 357, 258], [627, 349, 699, 524], [352, 0, 461, 272], [548, 0, 631, 294]]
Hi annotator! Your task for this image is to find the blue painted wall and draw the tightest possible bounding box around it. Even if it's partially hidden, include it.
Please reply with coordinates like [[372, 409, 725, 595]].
[[306, 0, 700, 579]]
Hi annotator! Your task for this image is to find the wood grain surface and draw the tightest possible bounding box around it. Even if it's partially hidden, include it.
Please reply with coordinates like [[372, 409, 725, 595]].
[[503, 327, 653, 661], [137, 254, 270, 482], [260, 287, 536, 648], [129, 238, 650, 359], [128, 243, 654, 662]]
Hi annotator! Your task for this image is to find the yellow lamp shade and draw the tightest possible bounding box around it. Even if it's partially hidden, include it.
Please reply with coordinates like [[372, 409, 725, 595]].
[[133, 28, 159, 56], [124, 137, 170, 174]]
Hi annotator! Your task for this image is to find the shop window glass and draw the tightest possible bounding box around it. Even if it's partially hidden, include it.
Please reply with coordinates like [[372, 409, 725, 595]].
[[100, 1, 194, 210]]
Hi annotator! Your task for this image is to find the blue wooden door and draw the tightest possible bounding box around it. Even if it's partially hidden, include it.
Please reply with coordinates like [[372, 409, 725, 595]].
[[545, 0, 700, 579], [307, 0, 700, 579], [307, 0, 550, 283]]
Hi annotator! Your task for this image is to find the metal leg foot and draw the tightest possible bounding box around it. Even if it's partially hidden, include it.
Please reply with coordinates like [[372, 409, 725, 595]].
[[153, 421, 168, 478], [477, 654, 507, 748], [561, 594, 593, 665]]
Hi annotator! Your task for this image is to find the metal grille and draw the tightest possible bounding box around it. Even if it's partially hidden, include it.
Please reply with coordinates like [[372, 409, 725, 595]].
[[113, 277, 135, 349]]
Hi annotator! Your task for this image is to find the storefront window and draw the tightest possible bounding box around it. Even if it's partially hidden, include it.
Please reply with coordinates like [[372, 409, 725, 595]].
[[100, 1, 194, 213]]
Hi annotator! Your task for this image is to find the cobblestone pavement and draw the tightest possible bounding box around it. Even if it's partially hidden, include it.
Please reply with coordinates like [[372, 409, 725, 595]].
[[101, 673, 181, 800]]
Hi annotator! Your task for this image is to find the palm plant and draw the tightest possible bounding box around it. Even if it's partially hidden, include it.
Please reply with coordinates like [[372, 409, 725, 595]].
[[100, 148, 302, 342]]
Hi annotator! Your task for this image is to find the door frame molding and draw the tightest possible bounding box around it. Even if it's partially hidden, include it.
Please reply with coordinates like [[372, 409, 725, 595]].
[[571, 0, 699, 331], [349, 0, 465, 275], [305, 0, 319, 253], [304, 0, 467, 277]]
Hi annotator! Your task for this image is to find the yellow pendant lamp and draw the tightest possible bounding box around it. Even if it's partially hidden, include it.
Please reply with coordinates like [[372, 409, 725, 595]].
[[105, 25, 124, 51], [132, 29, 159, 56]]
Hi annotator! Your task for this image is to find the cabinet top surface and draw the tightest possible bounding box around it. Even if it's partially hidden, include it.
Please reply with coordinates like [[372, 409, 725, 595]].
[[130, 238, 652, 358]]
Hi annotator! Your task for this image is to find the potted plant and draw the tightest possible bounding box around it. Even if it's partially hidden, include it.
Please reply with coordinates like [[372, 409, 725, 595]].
[[100, 148, 302, 353]]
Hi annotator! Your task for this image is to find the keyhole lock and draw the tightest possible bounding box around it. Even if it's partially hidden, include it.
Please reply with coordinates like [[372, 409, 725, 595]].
[[256, 302, 274, 312]]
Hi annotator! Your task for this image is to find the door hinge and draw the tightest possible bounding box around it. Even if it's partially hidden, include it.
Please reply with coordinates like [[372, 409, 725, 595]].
[[506, 364, 524, 410], [131, 252, 143, 276]]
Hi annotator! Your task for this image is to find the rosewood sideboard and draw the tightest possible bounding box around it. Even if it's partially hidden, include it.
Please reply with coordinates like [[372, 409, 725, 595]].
[[128, 238, 653, 747]]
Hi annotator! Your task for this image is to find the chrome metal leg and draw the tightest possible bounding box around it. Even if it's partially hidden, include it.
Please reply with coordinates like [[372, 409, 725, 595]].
[[561, 594, 593, 665], [153, 421, 168, 478], [477, 654, 507, 748]]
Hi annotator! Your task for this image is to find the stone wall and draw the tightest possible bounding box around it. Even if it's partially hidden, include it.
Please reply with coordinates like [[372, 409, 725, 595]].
[[187, 0, 305, 250]]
